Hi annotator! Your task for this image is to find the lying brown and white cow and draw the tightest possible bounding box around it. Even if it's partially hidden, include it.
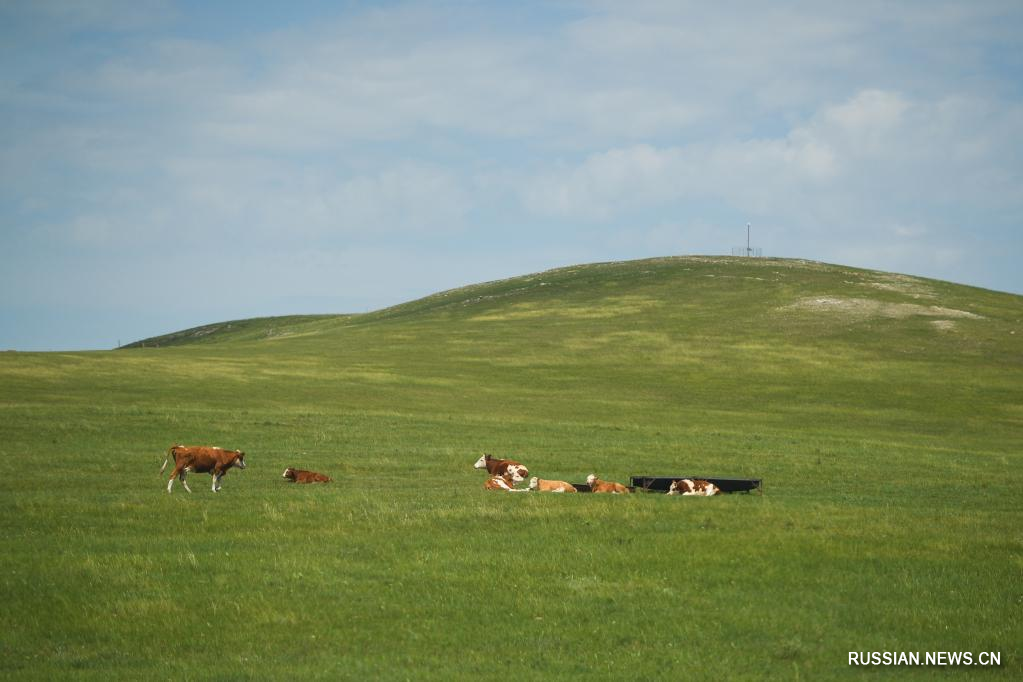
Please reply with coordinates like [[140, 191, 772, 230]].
[[585, 474, 630, 494], [667, 478, 722, 496], [282, 467, 331, 483], [473, 453, 528, 483], [528, 477, 578, 493], [484, 474, 530, 492], [160, 444, 246, 493]]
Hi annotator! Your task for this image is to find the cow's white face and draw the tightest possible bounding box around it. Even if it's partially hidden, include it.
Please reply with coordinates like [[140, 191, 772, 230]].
[[528, 477, 539, 490], [473, 455, 487, 469], [234, 451, 246, 469], [282, 468, 292, 479], [586, 474, 597, 486]]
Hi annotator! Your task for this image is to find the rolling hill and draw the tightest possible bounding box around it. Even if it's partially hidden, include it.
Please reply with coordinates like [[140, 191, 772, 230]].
[[119, 256, 1022, 454], [1, 256, 1020, 679]]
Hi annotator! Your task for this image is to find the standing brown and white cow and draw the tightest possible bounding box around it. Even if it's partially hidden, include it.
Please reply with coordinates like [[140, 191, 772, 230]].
[[160, 445, 246, 493]]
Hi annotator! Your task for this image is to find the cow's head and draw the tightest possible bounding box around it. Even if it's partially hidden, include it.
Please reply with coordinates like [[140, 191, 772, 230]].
[[528, 476, 539, 490], [586, 474, 597, 486], [473, 454, 490, 470], [233, 450, 246, 469], [282, 467, 295, 480]]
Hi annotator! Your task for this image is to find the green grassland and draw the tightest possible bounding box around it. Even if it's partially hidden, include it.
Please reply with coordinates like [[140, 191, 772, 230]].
[[1, 256, 1020, 680]]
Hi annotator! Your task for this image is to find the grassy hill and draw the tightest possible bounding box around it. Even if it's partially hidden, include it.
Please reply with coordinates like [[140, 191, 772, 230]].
[[1, 256, 1020, 679], [120, 314, 344, 348]]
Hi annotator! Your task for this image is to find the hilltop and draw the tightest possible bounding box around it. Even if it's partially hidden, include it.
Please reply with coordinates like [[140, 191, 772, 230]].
[[123, 256, 1021, 358]]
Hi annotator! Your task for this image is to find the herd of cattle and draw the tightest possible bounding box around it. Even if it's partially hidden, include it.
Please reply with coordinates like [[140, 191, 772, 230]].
[[473, 453, 722, 496], [160, 445, 721, 496]]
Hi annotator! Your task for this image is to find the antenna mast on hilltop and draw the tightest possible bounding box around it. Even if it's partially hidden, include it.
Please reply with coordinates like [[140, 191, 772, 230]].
[[732, 223, 762, 257]]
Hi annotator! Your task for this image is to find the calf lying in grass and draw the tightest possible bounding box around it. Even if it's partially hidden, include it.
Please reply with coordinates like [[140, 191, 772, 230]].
[[484, 474, 530, 492], [586, 474, 630, 494], [528, 477, 577, 493], [282, 467, 332, 483], [667, 478, 721, 496]]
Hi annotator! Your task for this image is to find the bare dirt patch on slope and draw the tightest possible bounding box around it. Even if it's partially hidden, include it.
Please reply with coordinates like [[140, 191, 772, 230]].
[[782, 297, 983, 323]]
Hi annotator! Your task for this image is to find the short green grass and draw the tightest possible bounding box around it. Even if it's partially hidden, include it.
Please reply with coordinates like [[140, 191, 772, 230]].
[[1, 257, 1020, 679]]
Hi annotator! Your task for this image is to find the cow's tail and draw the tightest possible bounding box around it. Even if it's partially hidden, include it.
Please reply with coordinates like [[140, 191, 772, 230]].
[[160, 445, 179, 474]]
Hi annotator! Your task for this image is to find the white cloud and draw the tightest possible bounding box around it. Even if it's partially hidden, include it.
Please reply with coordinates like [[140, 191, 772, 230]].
[[823, 89, 909, 135], [520, 87, 1023, 227], [75, 156, 475, 247], [520, 113, 841, 220], [325, 164, 472, 234], [522, 145, 685, 220]]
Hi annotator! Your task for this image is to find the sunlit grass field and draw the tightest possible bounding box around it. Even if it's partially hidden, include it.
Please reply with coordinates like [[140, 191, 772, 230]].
[[1, 257, 1020, 679]]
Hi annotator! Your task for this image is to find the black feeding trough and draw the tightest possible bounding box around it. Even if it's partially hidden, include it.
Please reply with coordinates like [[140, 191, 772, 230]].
[[630, 476, 762, 494], [568, 483, 637, 493]]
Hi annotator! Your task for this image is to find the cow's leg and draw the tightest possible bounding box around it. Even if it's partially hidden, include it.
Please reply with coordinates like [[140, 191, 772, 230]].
[[167, 464, 183, 493], [180, 469, 192, 493], [213, 467, 226, 492]]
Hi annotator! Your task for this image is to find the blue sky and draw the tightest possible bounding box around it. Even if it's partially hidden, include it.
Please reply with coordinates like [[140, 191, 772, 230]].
[[2, 0, 1022, 351]]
